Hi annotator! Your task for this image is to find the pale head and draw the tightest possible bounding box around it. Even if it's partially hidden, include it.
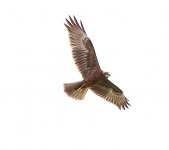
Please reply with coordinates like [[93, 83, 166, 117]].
[[104, 71, 111, 78]]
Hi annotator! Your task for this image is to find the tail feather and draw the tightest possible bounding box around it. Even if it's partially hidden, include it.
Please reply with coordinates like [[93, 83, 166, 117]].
[[64, 81, 88, 100]]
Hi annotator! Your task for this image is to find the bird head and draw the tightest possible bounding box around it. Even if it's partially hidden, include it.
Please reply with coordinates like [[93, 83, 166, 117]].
[[104, 71, 111, 78]]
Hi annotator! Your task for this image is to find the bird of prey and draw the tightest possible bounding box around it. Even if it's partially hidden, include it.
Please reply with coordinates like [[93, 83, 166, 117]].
[[64, 16, 130, 110]]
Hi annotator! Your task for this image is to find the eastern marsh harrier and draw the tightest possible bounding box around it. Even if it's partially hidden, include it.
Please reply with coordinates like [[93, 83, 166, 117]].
[[64, 16, 130, 110]]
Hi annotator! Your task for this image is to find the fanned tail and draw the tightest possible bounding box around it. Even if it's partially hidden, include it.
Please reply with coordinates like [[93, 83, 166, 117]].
[[64, 81, 88, 100]]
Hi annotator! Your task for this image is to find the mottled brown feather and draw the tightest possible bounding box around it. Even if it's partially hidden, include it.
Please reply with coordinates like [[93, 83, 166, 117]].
[[64, 16, 100, 78], [90, 79, 130, 110]]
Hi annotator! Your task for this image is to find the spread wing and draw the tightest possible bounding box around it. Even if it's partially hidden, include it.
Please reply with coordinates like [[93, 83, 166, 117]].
[[64, 16, 100, 78], [90, 79, 130, 110]]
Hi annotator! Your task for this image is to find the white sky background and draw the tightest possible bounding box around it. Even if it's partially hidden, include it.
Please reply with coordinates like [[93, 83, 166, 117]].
[[0, 0, 169, 150]]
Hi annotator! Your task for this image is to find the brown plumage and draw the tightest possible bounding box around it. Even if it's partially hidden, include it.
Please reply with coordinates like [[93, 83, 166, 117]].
[[64, 16, 130, 110]]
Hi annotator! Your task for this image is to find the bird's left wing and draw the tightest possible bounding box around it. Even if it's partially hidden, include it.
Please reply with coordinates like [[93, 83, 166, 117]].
[[90, 79, 130, 110], [64, 16, 101, 78]]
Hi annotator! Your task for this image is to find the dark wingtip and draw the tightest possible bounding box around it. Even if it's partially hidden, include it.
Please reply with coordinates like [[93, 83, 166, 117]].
[[80, 20, 86, 33], [64, 15, 86, 34], [122, 105, 125, 110], [69, 15, 72, 19], [118, 99, 130, 110]]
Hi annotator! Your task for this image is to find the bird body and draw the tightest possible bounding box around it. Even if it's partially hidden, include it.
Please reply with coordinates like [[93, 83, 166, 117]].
[[83, 69, 105, 86], [64, 16, 130, 110]]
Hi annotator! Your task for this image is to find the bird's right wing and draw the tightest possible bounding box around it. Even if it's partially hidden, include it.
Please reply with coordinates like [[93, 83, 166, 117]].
[[64, 16, 101, 78], [90, 79, 130, 110]]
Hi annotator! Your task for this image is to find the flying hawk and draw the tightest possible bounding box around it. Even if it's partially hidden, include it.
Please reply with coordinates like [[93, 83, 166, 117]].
[[64, 16, 130, 110]]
